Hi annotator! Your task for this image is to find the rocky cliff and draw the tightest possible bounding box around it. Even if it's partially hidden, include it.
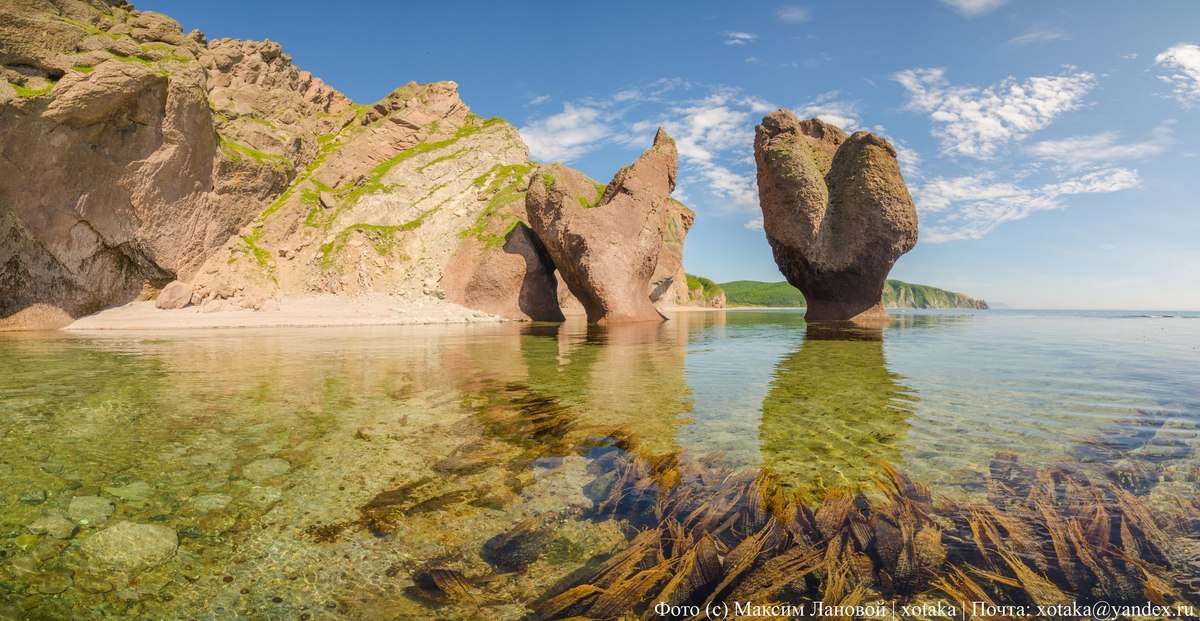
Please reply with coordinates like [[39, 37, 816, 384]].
[[0, 0, 347, 328], [0, 0, 715, 329]]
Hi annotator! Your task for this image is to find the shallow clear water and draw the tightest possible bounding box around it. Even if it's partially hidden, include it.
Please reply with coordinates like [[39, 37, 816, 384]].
[[1, 310, 1197, 618]]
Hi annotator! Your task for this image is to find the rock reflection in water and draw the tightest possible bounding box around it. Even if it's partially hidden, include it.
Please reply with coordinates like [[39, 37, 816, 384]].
[[759, 323, 918, 494]]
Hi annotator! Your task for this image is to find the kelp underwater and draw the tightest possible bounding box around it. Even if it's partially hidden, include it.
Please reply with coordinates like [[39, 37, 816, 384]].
[[1, 311, 1198, 619]]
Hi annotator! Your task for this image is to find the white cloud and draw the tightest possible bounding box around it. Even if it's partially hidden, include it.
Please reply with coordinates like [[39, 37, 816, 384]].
[[1154, 43, 1200, 107], [527, 94, 550, 106], [722, 31, 757, 46], [940, 0, 1008, 16], [793, 91, 860, 130], [1006, 29, 1069, 47], [744, 218, 764, 231], [1029, 125, 1172, 170], [530, 84, 770, 215], [890, 137, 924, 179], [1122, 53, 1138, 60], [915, 168, 1140, 242], [519, 104, 611, 163], [776, 5, 811, 23], [658, 93, 762, 211], [894, 67, 1095, 159], [613, 88, 640, 102], [745, 56, 764, 65]]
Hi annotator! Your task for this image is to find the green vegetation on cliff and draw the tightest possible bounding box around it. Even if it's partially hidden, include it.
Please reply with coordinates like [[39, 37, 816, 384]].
[[686, 274, 724, 300], [720, 280, 986, 309]]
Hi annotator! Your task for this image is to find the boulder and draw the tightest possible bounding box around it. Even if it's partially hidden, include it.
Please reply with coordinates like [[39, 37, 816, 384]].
[[526, 128, 678, 324], [155, 280, 192, 309], [753, 110, 918, 322]]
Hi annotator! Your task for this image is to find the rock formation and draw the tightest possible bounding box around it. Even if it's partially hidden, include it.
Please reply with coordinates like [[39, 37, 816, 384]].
[[526, 129, 678, 324], [442, 217, 564, 322], [0, 1, 714, 329], [753, 110, 918, 323], [189, 81, 534, 310], [0, 0, 347, 328]]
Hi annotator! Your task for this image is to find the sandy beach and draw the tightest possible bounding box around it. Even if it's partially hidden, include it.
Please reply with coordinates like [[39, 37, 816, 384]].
[[64, 294, 508, 331]]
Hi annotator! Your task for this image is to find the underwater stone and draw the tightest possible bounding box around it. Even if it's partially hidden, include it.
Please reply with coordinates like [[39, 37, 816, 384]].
[[242, 458, 291, 482], [67, 496, 115, 526], [188, 493, 233, 513], [27, 514, 76, 540], [82, 521, 178, 572], [247, 486, 283, 506], [104, 480, 153, 502], [18, 489, 48, 505]]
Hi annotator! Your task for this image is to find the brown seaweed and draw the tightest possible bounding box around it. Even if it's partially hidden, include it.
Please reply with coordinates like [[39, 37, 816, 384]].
[[526, 449, 1200, 620]]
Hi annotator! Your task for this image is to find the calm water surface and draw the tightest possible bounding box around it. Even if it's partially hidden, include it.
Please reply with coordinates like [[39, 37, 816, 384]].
[[1, 310, 1197, 618]]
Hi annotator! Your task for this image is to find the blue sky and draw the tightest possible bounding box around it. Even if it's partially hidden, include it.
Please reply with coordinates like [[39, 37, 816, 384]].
[[140, 0, 1200, 309]]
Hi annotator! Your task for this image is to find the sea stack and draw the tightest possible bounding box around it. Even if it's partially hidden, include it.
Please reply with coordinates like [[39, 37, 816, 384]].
[[753, 110, 919, 323], [526, 128, 678, 324]]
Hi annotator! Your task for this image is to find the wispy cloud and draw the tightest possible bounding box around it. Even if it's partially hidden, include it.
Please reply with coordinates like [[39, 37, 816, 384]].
[[914, 168, 1140, 242], [1154, 43, 1200, 107], [1006, 29, 1069, 47], [894, 67, 1095, 159], [775, 5, 812, 24], [1029, 124, 1173, 170], [522, 83, 772, 214], [793, 91, 861, 130], [744, 218, 764, 231], [651, 91, 772, 211], [722, 31, 757, 46], [940, 0, 1009, 16], [745, 56, 765, 65], [519, 104, 611, 163], [527, 94, 550, 106]]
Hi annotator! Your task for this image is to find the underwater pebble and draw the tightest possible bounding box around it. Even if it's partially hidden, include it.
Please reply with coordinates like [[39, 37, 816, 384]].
[[18, 489, 48, 505], [246, 486, 282, 506], [241, 458, 291, 482], [81, 521, 178, 572], [188, 494, 232, 513], [104, 480, 153, 502], [39, 462, 64, 474], [27, 515, 76, 540], [67, 496, 115, 526]]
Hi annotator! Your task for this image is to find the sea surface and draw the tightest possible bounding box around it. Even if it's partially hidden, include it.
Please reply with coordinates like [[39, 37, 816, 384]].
[[1, 309, 1197, 619]]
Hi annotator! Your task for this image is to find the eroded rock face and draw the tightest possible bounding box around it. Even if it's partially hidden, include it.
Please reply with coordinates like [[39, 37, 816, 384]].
[[191, 81, 535, 308], [0, 0, 320, 328], [526, 129, 678, 324], [442, 214, 563, 322], [754, 110, 918, 322]]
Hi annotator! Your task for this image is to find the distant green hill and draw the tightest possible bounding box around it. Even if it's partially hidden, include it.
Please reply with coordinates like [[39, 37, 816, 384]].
[[719, 280, 987, 310]]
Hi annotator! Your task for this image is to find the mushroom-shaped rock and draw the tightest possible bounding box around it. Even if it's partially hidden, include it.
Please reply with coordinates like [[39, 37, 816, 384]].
[[754, 110, 918, 323], [526, 128, 678, 324]]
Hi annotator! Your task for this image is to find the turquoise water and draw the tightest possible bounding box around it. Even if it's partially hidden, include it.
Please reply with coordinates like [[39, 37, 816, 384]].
[[0, 310, 1197, 618]]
